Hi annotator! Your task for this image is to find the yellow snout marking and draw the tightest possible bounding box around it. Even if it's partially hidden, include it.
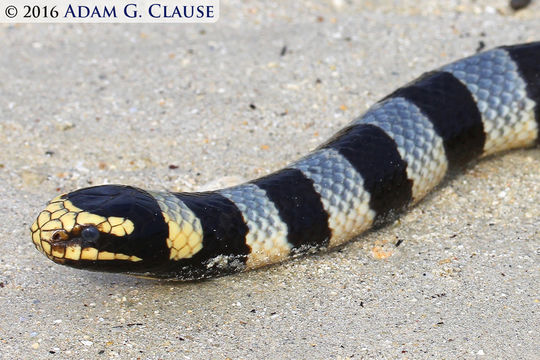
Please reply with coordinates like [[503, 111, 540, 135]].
[[65, 245, 82, 260], [58, 245, 141, 262], [81, 247, 98, 260], [41, 240, 51, 254], [161, 211, 203, 260], [31, 196, 142, 263], [51, 246, 65, 258]]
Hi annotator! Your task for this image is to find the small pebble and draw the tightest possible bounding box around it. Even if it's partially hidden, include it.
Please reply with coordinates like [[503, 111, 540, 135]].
[[510, 0, 531, 10]]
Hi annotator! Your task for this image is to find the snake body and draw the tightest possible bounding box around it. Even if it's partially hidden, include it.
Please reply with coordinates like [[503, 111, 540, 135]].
[[31, 42, 540, 280]]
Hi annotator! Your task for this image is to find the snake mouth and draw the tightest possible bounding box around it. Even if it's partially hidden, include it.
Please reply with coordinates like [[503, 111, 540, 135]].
[[31, 228, 143, 264], [39, 237, 142, 264]]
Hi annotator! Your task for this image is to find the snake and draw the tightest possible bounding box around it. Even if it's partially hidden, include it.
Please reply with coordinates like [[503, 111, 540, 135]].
[[31, 42, 540, 280]]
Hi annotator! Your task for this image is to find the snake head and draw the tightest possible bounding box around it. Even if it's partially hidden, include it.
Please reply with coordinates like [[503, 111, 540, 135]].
[[30, 185, 169, 274]]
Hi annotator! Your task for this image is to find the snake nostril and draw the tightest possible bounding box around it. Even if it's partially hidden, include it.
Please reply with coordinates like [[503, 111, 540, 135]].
[[51, 230, 69, 242]]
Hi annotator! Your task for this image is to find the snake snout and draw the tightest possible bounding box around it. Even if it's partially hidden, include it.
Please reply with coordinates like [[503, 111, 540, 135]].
[[31, 192, 144, 264]]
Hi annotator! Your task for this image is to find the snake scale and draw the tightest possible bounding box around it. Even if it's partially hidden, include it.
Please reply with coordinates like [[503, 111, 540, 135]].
[[31, 42, 540, 280]]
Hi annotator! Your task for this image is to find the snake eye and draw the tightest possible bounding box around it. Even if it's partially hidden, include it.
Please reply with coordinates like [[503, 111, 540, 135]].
[[81, 226, 100, 242]]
